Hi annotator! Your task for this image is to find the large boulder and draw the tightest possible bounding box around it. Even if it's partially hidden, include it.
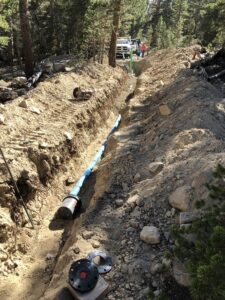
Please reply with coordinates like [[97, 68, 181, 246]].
[[169, 185, 191, 211]]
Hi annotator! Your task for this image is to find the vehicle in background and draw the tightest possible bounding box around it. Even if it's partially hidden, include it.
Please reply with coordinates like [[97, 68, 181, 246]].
[[116, 38, 132, 59]]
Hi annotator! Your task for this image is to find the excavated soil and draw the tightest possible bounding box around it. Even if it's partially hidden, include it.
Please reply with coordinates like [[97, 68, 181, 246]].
[[0, 62, 136, 299], [1, 46, 225, 300], [41, 48, 225, 300]]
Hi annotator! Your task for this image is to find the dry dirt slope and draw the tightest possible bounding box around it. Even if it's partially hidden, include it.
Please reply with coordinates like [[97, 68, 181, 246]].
[[0, 62, 137, 299], [41, 48, 225, 300]]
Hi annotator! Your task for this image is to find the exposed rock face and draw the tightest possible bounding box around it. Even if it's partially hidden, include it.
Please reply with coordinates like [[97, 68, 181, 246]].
[[140, 226, 160, 244], [169, 185, 192, 211]]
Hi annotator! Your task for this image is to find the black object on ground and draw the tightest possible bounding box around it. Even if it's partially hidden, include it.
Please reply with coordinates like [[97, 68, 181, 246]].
[[191, 47, 225, 83], [73, 87, 95, 100], [69, 259, 99, 293]]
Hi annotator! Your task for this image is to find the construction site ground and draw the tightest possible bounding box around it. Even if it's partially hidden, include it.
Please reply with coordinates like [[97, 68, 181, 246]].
[[1, 47, 225, 300]]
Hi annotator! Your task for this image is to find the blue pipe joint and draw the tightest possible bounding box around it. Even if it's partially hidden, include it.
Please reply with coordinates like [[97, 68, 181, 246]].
[[57, 195, 81, 219]]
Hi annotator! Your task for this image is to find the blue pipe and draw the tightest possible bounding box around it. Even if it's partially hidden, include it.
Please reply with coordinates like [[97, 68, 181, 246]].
[[57, 115, 121, 219]]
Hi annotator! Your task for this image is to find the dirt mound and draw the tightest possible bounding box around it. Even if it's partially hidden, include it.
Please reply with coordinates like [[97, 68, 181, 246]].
[[41, 48, 225, 300], [0, 62, 133, 271]]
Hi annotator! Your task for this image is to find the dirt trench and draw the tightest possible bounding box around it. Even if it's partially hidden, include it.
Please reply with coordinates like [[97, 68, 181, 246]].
[[39, 47, 225, 300], [0, 62, 136, 299], [1, 46, 225, 300]]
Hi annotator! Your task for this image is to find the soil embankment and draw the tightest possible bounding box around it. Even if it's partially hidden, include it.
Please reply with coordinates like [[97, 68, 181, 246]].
[[43, 48, 225, 300], [0, 62, 136, 299]]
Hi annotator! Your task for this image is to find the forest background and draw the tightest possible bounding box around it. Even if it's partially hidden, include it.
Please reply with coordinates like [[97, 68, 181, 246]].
[[0, 0, 225, 75]]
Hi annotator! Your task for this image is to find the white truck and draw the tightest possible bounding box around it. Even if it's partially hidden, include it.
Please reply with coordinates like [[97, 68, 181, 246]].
[[116, 38, 132, 59]]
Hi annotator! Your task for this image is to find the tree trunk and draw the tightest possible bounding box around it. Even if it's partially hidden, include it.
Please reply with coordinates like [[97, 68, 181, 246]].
[[19, 0, 34, 77], [108, 0, 122, 68]]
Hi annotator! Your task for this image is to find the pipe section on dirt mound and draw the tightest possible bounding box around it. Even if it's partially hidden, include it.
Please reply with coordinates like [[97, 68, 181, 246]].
[[57, 115, 121, 219], [25, 70, 42, 89]]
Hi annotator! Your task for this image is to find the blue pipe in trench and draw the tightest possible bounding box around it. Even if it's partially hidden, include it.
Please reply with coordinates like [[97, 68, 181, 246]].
[[57, 115, 121, 219]]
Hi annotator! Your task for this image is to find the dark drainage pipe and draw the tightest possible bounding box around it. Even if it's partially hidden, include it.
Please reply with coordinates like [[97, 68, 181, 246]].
[[25, 70, 43, 89], [57, 115, 121, 219]]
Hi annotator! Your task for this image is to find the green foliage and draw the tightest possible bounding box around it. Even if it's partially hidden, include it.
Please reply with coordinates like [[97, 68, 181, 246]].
[[121, 0, 147, 37], [156, 16, 173, 49], [0, 0, 16, 47], [0, 14, 9, 46], [144, 0, 225, 49], [171, 0, 188, 46], [0, 0, 225, 66], [171, 164, 225, 300]]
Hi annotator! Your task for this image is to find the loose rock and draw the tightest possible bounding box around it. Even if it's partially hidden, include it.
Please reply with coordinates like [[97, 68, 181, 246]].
[[179, 211, 201, 224], [148, 162, 164, 175], [127, 194, 140, 207], [30, 107, 41, 114], [82, 231, 94, 240], [169, 185, 191, 211], [140, 226, 160, 244], [91, 240, 100, 248], [64, 132, 73, 141], [173, 260, 191, 287], [159, 104, 172, 116], [19, 100, 29, 109], [115, 199, 124, 207]]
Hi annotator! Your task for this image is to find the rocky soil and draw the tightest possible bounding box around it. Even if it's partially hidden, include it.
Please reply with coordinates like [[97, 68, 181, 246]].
[[1, 46, 225, 300], [0, 61, 136, 299], [41, 47, 225, 300]]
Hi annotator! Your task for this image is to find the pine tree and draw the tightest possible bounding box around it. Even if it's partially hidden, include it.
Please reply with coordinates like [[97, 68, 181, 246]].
[[108, 0, 122, 67], [213, 0, 225, 46], [171, 164, 225, 300], [156, 16, 172, 49], [148, 0, 162, 47], [171, 0, 188, 47]]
